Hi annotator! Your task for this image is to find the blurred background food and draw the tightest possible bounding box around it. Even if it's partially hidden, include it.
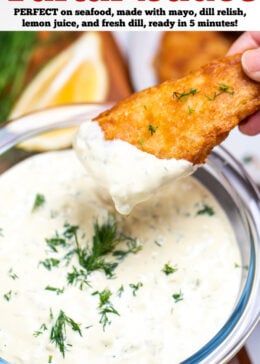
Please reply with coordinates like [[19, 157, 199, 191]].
[[154, 31, 239, 82], [0, 31, 131, 150]]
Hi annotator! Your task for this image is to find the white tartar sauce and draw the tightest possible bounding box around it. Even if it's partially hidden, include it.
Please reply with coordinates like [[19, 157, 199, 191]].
[[0, 150, 241, 364], [74, 121, 196, 214]]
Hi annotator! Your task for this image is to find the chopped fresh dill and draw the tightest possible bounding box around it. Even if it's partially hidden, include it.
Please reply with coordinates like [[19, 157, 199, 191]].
[[218, 83, 235, 95], [196, 204, 215, 216], [8, 268, 18, 280], [50, 310, 82, 358], [39, 258, 60, 271], [162, 263, 178, 276], [49, 308, 54, 320], [148, 124, 158, 136], [143, 105, 148, 111], [92, 289, 120, 331], [3, 290, 13, 302], [242, 155, 253, 165], [48, 355, 53, 363], [67, 217, 141, 285], [187, 105, 195, 115], [45, 223, 78, 253], [113, 237, 142, 261], [45, 235, 67, 253], [44, 218, 141, 290], [173, 88, 198, 101], [138, 139, 145, 147], [117, 285, 124, 297], [32, 193, 46, 212], [33, 323, 48, 337], [45, 286, 64, 295], [172, 290, 184, 303], [129, 282, 143, 296], [67, 266, 91, 290], [206, 83, 235, 101]]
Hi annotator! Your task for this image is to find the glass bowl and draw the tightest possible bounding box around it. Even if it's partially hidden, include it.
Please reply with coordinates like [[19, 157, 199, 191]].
[[0, 104, 259, 364]]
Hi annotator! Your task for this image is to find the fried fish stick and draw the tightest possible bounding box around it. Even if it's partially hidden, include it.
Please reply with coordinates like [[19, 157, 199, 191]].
[[95, 54, 260, 165]]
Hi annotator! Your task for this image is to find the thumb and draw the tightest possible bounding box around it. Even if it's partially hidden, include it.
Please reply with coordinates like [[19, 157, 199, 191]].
[[242, 48, 260, 82]]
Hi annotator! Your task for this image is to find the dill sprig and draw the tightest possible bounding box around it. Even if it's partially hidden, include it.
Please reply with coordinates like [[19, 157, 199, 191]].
[[45, 234, 67, 253], [113, 237, 142, 261], [32, 193, 46, 212], [206, 83, 235, 101], [148, 124, 158, 135], [172, 291, 184, 303], [173, 88, 198, 101], [50, 310, 82, 358], [67, 217, 141, 286], [45, 286, 64, 295], [162, 263, 178, 276], [39, 258, 60, 271], [67, 266, 91, 290], [92, 289, 119, 331], [42, 217, 141, 289], [129, 282, 143, 296], [196, 204, 215, 216]]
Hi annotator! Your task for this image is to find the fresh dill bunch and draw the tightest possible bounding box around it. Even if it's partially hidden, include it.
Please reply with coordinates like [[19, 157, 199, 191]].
[[68, 216, 140, 282], [0, 32, 37, 123]]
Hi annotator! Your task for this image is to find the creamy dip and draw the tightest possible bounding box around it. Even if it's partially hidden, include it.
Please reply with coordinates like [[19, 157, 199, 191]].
[[74, 121, 196, 214], [0, 150, 241, 364]]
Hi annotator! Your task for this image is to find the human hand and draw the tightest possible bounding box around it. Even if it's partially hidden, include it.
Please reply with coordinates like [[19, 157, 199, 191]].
[[228, 31, 260, 136]]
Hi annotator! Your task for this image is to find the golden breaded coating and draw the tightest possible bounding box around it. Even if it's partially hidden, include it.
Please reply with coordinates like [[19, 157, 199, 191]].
[[154, 31, 234, 82], [95, 54, 260, 164]]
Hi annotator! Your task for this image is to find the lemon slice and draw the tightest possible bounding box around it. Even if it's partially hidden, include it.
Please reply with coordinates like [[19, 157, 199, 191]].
[[10, 32, 109, 151]]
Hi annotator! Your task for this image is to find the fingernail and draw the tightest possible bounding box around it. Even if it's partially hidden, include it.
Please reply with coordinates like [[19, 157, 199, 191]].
[[242, 48, 260, 81]]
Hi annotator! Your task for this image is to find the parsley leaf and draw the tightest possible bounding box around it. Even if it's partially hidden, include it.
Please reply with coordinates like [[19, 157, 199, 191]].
[[3, 290, 13, 301], [8, 268, 18, 280], [33, 323, 48, 337]]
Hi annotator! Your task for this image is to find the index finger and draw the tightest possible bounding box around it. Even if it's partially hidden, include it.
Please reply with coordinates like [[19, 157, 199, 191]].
[[227, 31, 260, 55]]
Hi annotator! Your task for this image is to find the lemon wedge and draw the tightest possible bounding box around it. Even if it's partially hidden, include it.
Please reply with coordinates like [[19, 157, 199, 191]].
[[10, 32, 109, 151]]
